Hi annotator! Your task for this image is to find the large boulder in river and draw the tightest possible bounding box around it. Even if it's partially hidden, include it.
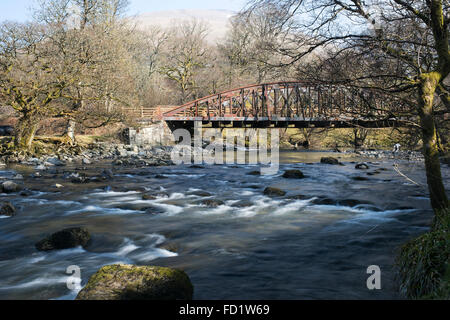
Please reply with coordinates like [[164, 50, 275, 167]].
[[0, 202, 16, 217], [35, 227, 90, 251], [282, 170, 305, 179], [1, 181, 21, 194], [320, 157, 340, 165], [76, 264, 193, 300], [263, 187, 286, 197]]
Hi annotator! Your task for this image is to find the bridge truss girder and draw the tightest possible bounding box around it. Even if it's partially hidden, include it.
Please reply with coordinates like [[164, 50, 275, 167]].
[[163, 81, 412, 128]]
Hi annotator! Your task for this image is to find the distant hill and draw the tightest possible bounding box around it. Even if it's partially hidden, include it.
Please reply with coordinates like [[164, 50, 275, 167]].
[[133, 9, 236, 43]]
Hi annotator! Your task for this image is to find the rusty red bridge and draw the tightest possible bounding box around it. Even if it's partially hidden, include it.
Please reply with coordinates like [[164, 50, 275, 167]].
[[162, 81, 410, 130]]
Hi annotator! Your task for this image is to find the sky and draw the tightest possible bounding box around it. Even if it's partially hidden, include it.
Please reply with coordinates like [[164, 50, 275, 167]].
[[0, 0, 248, 22]]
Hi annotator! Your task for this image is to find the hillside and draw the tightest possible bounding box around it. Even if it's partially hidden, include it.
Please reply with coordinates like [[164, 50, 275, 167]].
[[134, 9, 235, 43]]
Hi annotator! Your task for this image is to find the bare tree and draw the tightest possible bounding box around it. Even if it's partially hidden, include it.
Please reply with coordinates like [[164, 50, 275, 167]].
[[244, 0, 449, 217], [159, 19, 210, 104], [0, 22, 76, 149], [220, 5, 297, 85], [32, 0, 137, 144]]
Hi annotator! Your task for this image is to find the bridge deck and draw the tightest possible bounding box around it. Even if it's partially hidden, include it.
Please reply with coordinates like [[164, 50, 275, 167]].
[[163, 117, 405, 129]]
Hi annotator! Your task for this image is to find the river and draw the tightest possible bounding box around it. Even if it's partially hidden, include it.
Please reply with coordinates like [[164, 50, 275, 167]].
[[0, 151, 448, 300]]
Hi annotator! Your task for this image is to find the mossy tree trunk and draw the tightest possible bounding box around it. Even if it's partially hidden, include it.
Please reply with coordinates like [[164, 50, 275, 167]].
[[14, 115, 40, 150], [353, 128, 368, 151], [417, 73, 449, 224]]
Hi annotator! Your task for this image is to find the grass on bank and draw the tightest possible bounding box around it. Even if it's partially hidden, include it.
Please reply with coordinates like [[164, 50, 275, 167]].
[[397, 208, 450, 300]]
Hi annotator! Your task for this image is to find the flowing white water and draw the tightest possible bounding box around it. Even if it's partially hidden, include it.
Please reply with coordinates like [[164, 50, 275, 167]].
[[0, 151, 448, 299]]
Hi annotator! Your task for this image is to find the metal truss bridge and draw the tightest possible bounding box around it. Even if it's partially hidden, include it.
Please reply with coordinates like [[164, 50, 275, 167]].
[[162, 81, 410, 130]]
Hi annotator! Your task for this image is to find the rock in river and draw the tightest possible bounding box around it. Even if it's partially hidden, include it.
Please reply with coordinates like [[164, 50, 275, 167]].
[[199, 199, 225, 208], [100, 169, 114, 180], [282, 170, 305, 179], [352, 176, 370, 181], [312, 197, 336, 205], [1, 181, 21, 194], [75, 264, 193, 300], [46, 157, 65, 166], [187, 190, 212, 197], [263, 187, 286, 197], [0, 202, 16, 217], [338, 199, 370, 207], [355, 163, 369, 170], [142, 193, 157, 200], [320, 157, 340, 165], [35, 227, 91, 251]]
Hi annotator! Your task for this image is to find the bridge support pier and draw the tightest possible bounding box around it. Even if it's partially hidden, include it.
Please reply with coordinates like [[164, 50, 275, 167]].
[[125, 121, 174, 146]]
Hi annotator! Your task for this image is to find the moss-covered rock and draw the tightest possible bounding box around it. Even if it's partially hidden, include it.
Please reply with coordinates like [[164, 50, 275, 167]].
[[320, 157, 340, 165], [263, 187, 286, 197], [76, 264, 193, 300], [35, 227, 90, 251], [0, 202, 16, 216], [282, 170, 305, 179]]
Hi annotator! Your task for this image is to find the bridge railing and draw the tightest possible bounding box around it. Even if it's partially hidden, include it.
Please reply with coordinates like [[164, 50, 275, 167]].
[[163, 81, 410, 122]]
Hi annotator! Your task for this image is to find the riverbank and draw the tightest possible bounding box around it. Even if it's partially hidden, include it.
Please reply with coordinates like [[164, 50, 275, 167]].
[[0, 134, 432, 171], [0, 137, 174, 169]]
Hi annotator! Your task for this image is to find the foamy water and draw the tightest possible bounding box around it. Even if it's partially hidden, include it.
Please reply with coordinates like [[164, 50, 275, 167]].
[[0, 152, 447, 299]]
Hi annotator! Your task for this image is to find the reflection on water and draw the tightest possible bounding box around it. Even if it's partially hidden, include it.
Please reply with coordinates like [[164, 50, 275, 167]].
[[0, 151, 448, 299]]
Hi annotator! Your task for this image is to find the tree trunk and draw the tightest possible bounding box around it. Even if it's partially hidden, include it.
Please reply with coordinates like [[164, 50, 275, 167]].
[[302, 129, 312, 149], [63, 118, 77, 145], [353, 128, 359, 152], [417, 75, 449, 222], [14, 116, 39, 150]]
